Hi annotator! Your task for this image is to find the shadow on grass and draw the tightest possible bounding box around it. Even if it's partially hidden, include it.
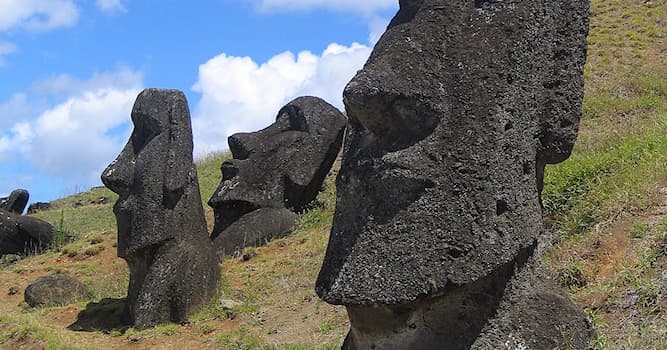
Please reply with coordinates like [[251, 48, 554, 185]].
[[68, 298, 129, 333]]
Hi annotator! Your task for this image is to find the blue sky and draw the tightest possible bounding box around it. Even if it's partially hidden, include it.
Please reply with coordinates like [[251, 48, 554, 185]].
[[0, 0, 398, 205]]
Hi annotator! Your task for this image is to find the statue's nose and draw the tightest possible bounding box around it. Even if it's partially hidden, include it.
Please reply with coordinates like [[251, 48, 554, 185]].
[[228, 133, 253, 160], [101, 147, 134, 194]]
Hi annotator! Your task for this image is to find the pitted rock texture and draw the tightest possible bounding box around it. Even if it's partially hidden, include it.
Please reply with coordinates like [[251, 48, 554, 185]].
[[25, 273, 89, 307], [317, 0, 590, 306], [0, 189, 29, 214], [101, 88, 219, 329], [0, 209, 53, 255], [212, 207, 297, 257], [27, 202, 51, 214], [209, 96, 346, 256], [316, 0, 590, 348]]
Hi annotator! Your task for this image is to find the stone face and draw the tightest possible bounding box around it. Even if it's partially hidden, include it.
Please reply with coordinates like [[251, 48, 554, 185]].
[[0, 189, 29, 214], [101, 88, 219, 329], [0, 209, 53, 255], [24, 273, 89, 307], [316, 0, 590, 348], [209, 96, 346, 256]]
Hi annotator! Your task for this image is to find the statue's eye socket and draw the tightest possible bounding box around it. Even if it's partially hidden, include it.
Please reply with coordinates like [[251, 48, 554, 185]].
[[276, 105, 308, 132], [131, 113, 161, 155]]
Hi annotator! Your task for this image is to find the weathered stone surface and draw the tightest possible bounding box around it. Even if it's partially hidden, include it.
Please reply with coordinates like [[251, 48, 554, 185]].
[[209, 96, 346, 256], [316, 0, 591, 348], [24, 273, 89, 307], [101, 88, 219, 329], [212, 207, 297, 257], [27, 202, 51, 214], [0, 209, 53, 255], [0, 189, 29, 214]]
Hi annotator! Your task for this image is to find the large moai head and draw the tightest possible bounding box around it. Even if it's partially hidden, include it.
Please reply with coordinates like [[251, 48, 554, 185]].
[[102, 89, 218, 328], [102, 89, 200, 257], [316, 0, 590, 348], [209, 96, 346, 255]]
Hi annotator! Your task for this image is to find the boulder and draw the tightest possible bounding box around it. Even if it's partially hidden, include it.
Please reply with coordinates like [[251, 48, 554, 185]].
[[27, 202, 51, 214], [316, 0, 591, 348], [24, 273, 89, 307], [0, 189, 29, 214], [0, 209, 53, 255], [101, 88, 219, 328], [209, 96, 346, 257]]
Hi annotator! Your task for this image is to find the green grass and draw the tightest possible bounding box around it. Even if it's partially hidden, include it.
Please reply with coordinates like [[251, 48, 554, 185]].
[[4, 0, 663, 349], [542, 118, 667, 236], [195, 151, 231, 208]]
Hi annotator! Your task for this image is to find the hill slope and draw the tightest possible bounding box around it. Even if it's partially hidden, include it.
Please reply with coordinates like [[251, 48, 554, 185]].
[[0, 0, 665, 349]]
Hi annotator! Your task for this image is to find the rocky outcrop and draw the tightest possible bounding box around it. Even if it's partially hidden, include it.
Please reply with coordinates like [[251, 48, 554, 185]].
[[27, 202, 51, 214], [209, 96, 346, 257], [24, 273, 89, 307], [316, 0, 591, 349], [101, 88, 219, 329], [0, 189, 29, 214], [0, 209, 53, 255]]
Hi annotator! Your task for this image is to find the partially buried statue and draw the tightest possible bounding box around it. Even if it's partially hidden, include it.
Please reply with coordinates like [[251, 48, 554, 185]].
[[316, 0, 592, 349], [209, 96, 346, 257], [102, 89, 219, 328], [0, 208, 53, 255]]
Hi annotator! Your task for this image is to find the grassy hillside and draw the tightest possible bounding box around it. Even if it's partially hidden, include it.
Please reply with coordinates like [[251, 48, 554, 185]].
[[540, 0, 667, 348], [0, 0, 665, 349]]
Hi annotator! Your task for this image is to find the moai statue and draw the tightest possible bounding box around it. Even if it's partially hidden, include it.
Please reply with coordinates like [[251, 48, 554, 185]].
[[102, 89, 219, 328], [209, 96, 346, 257], [316, 0, 592, 349], [0, 209, 53, 255], [0, 189, 29, 214]]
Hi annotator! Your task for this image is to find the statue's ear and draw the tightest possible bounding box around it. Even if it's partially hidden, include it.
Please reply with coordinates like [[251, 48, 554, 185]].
[[164, 93, 193, 202]]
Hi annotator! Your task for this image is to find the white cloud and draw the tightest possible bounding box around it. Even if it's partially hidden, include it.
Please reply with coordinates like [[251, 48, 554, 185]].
[[0, 0, 79, 32], [96, 0, 127, 15], [0, 68, 142, 191], [31, 66, 143, 97], [0, 122, 33, 161], [0, 41, 17, 66], [191, 42, 371, 155], [29, 88, 139, 181], [251, 0, 396, 16]]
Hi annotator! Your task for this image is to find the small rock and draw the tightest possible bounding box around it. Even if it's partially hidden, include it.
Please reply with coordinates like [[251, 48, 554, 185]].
[[127, 334, 142, 342], [240, 249, 257, 262], [90, 197, 108, 205], [618, 290, 640, 309], [24, 273, 89, 307], [8, 286, 18, 295], [220, 298, 241, 310], [0, 254, 21, 267]]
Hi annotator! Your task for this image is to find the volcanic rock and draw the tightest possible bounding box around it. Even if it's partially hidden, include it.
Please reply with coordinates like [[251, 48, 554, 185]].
[[209, 96, 346, 257], [316, 0, 591, 348], [101, 88, 219, 328], [27, 202, 51, 214], [24, 273, 89, 307], [0, 209, 53, 255], [0, 189, 29, 214]]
